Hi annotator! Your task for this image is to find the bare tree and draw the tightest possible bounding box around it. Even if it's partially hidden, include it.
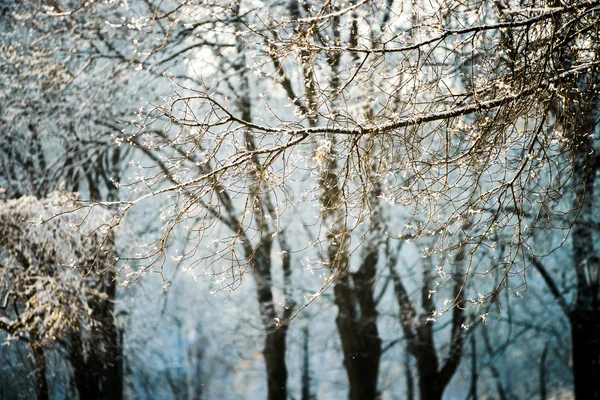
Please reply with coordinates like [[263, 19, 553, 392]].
[[86, 0, 599, 309], [386, 238, 466, 400], [4, 0, 600, 398]]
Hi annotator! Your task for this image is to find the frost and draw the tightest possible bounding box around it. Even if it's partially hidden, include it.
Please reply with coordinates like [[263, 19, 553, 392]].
[[0, 193, 116, 348]]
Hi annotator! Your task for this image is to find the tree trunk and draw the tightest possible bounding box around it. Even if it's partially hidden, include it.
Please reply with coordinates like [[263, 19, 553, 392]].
[[566, 101, 599, 400], [264, 326, 289, 400], [552, 12, 600, 398], [31, 344, 48, 400], [251, 244, 289, 400], [540, 342, 549, 400], [570, 311, 600, 400], [470, 335, 478, 400], [389, 245, 465, 400], [301, 327, 313, 400], [419, 384, 443, 400], [255, 257, 289, 400], [70, 270, 122, 400], [97, 273, 121, 400], [404, 347, 415, 400], [334, 271, 381, 400], [334, 315, 381, 399], [414, 346, 443, 400], [72, 357, 101, 400]]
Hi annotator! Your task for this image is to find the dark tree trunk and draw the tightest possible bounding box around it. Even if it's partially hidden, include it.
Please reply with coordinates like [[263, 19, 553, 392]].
[[568, 152, 600, 400], [72, 354, 101, 400], [569, 311, 600, 400], [264, 326, 289, 400], [231, 18, 291, 398], [301, 327, 313, 400], [389, 246, 465, 400], [404, 347, 415, 400], [565, 93, 600, 400], [551, 10, 600, 398], [413, 346, 443, 400], [252, 243, 289, 400], [31, 344, 48, 400], [334, 268, 382, 400], [470, 335, 478, 400], [418, 384, 443, 400], [540, 342, 549, 400], [255, 256, 290, 400], [97, 272, 121, 400], [70, 269, 122, 400]]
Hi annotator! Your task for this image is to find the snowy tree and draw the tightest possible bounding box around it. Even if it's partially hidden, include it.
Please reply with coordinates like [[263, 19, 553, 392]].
[[0, 192, 120, 400], [94, 0, 597, 397], [2, 0, 600, 399]]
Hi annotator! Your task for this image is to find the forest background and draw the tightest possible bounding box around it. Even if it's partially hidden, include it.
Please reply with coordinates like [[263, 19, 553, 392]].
[[1, 0, 599, 399]]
